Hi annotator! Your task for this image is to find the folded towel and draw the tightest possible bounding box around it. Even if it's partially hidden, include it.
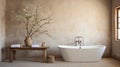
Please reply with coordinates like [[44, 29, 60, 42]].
[[32, 44, 40, 48], [11, 44, 21, 48]]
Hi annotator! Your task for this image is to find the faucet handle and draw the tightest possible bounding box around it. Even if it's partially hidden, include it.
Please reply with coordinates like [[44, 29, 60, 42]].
[[74, 36, 84, 46]]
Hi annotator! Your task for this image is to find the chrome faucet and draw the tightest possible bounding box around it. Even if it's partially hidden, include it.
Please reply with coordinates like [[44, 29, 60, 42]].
[[75, 36, 84, 46]]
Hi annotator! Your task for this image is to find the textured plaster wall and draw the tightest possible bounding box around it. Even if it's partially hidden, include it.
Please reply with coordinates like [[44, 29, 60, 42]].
[[0, 0, 6, 61], [6, 0, 111, 58], [112, 0, 120, 60]]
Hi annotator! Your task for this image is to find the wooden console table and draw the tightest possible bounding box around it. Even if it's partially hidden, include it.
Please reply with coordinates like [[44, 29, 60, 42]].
[[10, 47, 49, 63]]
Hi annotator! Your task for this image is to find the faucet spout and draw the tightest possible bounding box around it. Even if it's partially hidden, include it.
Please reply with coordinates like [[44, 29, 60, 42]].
[[75, 36, 84, 46]]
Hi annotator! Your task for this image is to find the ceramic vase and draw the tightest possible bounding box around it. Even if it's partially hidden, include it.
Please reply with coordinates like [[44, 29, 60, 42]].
[[24, 36, 32, 47]]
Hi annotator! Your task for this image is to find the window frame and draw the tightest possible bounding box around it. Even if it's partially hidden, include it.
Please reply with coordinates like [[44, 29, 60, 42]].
[[116, 7, 120, 40]]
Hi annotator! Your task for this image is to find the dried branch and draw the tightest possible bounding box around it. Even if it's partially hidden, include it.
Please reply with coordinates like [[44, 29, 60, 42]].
[[29, 16, 51, 36], [30, 18, 52, 37], [15, 5, 53, 37], [28, 6, 39, 36], [25, 19, 28, 36]]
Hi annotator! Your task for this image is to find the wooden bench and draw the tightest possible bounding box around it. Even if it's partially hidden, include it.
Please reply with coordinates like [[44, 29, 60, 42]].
[[10, 47, 49, 63]]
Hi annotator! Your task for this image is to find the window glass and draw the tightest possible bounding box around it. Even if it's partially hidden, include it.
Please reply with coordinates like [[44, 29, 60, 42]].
[[118, 29, 120, 39], [118, 9, 120, 17], [118, 18, 120, 23]]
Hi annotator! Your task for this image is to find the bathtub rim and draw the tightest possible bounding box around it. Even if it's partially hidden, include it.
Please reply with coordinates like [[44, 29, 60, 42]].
[[58, 45, 106, 49]]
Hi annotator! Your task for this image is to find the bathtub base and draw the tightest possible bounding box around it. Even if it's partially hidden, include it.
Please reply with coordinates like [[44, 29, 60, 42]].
[[58, 45, 106, 62]]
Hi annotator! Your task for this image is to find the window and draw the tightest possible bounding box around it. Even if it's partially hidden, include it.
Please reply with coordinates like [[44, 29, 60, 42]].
[[117, 8, 120, 39]]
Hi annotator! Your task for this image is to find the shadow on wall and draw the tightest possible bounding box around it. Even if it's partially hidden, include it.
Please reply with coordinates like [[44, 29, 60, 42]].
[[1, 48, 6, 61]]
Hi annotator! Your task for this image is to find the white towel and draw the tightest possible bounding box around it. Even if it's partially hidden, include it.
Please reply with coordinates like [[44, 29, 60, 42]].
[[11, 44, 21, 48], [32, 44, 40, 48]]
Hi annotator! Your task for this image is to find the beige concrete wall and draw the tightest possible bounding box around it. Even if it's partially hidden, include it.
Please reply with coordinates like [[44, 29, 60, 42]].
[[0, 0, 6, 61], [112, 0, 120, 60], [6, 0, 111, 58]]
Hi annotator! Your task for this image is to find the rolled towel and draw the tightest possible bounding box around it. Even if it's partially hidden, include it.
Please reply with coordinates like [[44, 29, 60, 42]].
[[11, 44, 21, 48], [32, 44, 40, 48]]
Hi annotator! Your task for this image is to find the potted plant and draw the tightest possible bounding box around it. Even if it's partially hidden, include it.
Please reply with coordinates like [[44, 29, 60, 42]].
[[16, 6, 52, 47]]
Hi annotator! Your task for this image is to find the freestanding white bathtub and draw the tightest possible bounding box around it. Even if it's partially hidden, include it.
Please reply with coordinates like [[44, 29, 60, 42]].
[[58, 45, 106, 62]]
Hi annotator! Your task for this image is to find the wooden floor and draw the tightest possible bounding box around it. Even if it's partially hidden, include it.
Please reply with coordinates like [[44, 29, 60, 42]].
[[0, 58, 120, 67]]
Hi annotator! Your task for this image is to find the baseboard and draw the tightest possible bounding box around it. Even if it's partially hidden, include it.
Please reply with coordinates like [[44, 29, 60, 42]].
[[112, 56, 120, 61]]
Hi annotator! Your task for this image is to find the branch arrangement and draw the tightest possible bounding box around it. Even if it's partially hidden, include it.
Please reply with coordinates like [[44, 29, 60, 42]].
[[16, 6, 52, 37]]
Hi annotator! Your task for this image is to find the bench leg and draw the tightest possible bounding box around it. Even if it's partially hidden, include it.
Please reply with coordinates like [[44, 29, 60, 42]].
[[13, 50, 16, 60], [43, 49, 47, 63], [10, 50, 13, 63]]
